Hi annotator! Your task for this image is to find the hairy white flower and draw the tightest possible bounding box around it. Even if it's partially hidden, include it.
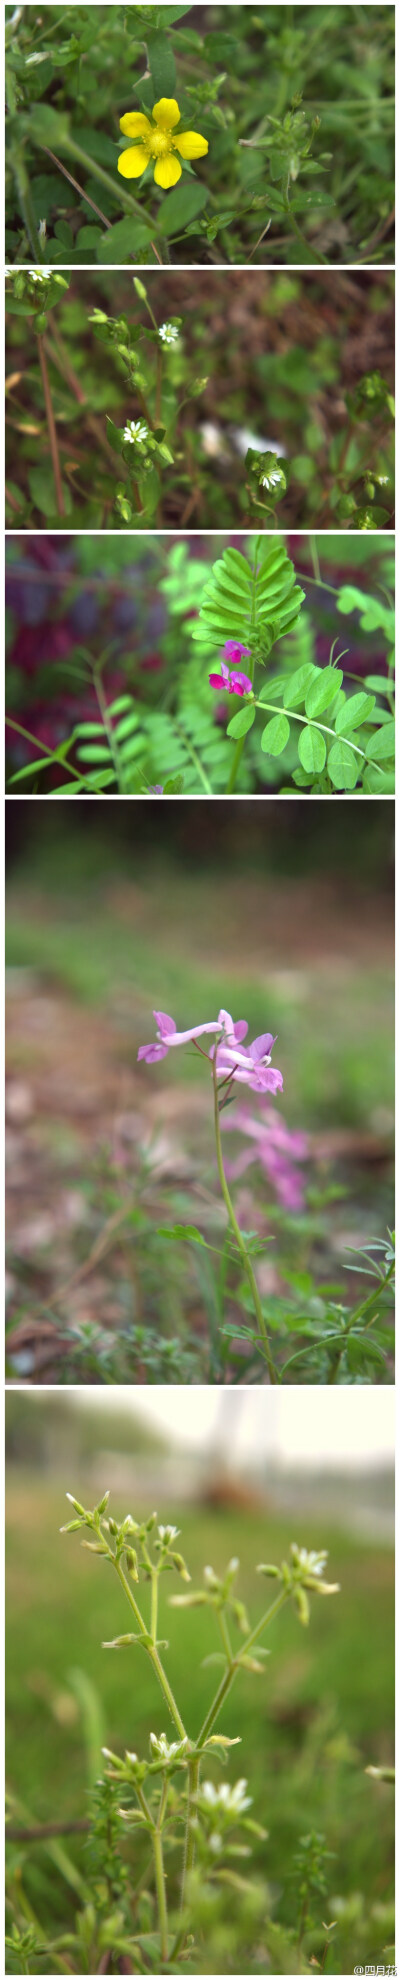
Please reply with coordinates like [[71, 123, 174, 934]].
[[159, 322, 179, 345], [291, 1545, 328, 1577], [158, 1524, 179, 1543], [123, 419, 149, 444], [150, 1731, 188, 1761], [28, 267, 53, 281]]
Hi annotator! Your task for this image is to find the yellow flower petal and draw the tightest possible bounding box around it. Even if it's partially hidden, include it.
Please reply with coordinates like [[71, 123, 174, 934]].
[[153, 97, 180, 130], [173, 131, 208, 159], [154, 153, 182, 188], [119, 112, 152, 138], [118, 145, 149, 178]]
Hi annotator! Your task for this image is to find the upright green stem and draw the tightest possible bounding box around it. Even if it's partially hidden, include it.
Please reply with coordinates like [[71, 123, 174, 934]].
[[13, 154, 46, 260], [212, 1055, 278, 1383], [197, 1587, 289, 1745], [180, 1753, 200, 1909], [151, 1571, 159, 1645], [113, 1559, 187, 1738], [153, 1827, 169, 1962]]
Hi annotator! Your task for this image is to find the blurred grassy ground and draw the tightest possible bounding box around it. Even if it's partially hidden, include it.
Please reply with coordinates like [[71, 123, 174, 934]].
[[5, 848, 394, 1132], [6, 1472, 394, 1924]]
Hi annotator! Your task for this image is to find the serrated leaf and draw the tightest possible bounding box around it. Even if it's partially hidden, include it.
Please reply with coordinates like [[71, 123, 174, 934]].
[[157, 1224, 207, 1246], [260, 713, 290, 756]]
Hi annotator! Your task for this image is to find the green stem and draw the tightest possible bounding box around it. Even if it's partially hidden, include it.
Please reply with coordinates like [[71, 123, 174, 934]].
[[5, 718, 99, 795], [151, 1571, 159, 1645], [56, 135, 152, 225], [37, 336, 64, 516], [253, 699, 371, 764], [113, 1559, 187, 1738], [180, 1754, 200, 1910], [13, 153, 46, 260], [212, 1054, 278, 1383], [153, 1827, 169, 1962], [197, 1588, 289, 1745]]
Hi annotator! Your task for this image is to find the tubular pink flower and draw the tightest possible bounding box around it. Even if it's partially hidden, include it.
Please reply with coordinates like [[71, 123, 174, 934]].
[[223, 1106, 308, 1209], [138, 1010, 222, 1063]]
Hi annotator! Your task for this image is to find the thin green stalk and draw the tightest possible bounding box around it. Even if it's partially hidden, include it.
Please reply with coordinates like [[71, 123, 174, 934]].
[[253, 699, 371, 765], [153, 1827, 169, 1962], [212, 1054, 278, 1384], [180, 1754, 200, 1909], [113, 1559, 187, 1738], [5, 718, 101, 795], [37, 336, 64, 517], [197, 1587, 289, 1746], [151, 1571, 159, 1645], [54, 135, 150, 225], [13, 154, 46, 261]]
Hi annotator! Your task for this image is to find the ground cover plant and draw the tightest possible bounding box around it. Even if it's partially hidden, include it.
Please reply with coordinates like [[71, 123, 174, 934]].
[[5, 1418, 395, 1975], [5, 800, 395, 1385], [5, 269, 395, 532], [5, 533, 395, 796], [5, 3, 395, 267]]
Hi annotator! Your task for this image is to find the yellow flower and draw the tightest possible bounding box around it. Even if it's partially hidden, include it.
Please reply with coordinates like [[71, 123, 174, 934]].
[[118, 96, 208, 190]]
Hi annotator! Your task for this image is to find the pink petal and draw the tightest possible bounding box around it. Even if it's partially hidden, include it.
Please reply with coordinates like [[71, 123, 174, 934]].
[[153, 1011, 176, 1038]]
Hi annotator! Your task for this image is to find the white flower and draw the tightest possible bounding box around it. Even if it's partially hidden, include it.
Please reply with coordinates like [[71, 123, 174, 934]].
[[158, 1524, 179, 1543], [197, 1778, 252, 1818], [38, 220, 47, 242], [28, 267, 53, 281], [159, 322, 179, 345], [123, 420, 149, 444], [261, 470, 281, 488], [150, 1732, 188, 1761], [291, 1545, 328, 1578]]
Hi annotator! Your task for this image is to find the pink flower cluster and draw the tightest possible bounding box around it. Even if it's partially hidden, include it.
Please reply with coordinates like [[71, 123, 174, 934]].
[[138, 1008, 283, 1096], [209, 640, 253, 697], [223, 1105, 308, 1211]]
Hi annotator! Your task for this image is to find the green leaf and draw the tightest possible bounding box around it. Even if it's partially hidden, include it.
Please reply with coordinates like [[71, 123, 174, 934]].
[[335, 693, 375, 735], [327, 740, 360, 790], [28, 466, 70, 517], [364, 720, 395, 762], [260, 714, 290, 757], [298, 726, 326, 773], [282, 663, 317, 710], [30, 104, 71, 147], [226, 705, 255, 739], [157, 181, 209, 238], [364, 675, 393, 697], [305, 668, 343, 718], [97, 218, 152, 263], [147, 30, 176, 98], [157, 1224, 207, 1246], [347, 1333, 387, 1372]]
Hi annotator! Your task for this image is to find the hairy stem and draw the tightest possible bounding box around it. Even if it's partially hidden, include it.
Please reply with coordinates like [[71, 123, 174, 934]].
[[153, 1827, 169, 1962], [180, 1753, 200, 1911], [37, 336, 64, 516], [197, 1587, 289, 1745], [212, 1054, 278, 1383]]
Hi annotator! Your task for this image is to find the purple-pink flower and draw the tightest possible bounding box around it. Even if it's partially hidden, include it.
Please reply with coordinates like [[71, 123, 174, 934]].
[[209, 641, 252, 698], [138, 1009, 222, 1064], [223, 1104, 308, 1210], [137, 1007, 283, 1096], [211, 1012, 283, 1095]]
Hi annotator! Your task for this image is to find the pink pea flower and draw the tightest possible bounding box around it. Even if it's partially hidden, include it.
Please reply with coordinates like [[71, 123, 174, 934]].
[[209, 658, 253, 697], [223, 1105, 308, 1210], [211, 1011, 283, 1096], [138, 1010, 223, 1064]]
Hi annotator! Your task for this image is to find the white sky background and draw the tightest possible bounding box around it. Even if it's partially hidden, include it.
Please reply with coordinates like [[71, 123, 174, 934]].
[[71, 1388, 395, 1471]]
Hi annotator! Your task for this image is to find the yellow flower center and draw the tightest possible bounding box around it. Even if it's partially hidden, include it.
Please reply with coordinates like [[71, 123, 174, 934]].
[[149, 129, 172, 157]]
